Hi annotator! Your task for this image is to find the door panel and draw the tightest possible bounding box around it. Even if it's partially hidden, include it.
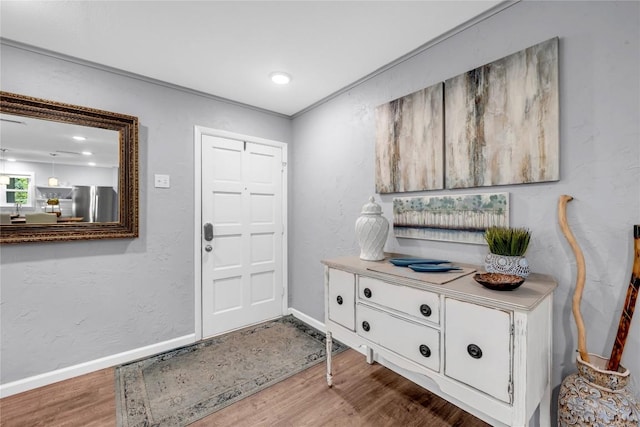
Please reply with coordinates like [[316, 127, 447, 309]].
[[212, 235, 242, 269], [251, 271, 275, 303], [251, 233, 275, 264], [201, 135, 284, 338], [250, 194, 275, 224], [445, 298, 512, 403], [211, 144, 242, 182], [328, 269, 356, 331], [213, 192, 242, 224], [212, 276, 242, 311]]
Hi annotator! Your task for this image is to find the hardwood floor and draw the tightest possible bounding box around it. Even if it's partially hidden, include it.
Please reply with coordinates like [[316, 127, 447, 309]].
[[0, 350, 488, 427], [0, 368, 115, 427]]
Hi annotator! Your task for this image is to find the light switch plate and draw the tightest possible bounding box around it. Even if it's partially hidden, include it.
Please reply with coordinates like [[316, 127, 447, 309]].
[[154, 174, 170, 188]]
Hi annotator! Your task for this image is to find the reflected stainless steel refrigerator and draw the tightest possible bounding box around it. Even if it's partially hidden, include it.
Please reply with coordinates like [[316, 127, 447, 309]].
[[72, 186, 118, 222]]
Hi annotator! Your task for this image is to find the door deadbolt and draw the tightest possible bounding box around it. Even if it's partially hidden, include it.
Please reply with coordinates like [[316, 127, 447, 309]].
[[203, 223, 214, 241]]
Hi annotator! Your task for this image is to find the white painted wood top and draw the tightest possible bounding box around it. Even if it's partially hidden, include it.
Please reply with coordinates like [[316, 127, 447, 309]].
[[322, 254, 557, 312]]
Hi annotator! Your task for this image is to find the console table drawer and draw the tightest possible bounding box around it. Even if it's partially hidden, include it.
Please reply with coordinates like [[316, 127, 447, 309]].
[[358, 276, 440, 325], [357, 303, 440, 372], [328, 268, 355, 330], [445, 298, 512, 403]]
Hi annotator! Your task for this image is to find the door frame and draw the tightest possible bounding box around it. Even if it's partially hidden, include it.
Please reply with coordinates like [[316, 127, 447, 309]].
[[194, 126, 288, 341]]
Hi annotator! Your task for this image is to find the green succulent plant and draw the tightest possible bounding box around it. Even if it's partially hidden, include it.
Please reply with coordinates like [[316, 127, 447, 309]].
[[484, 226, 531, 256]]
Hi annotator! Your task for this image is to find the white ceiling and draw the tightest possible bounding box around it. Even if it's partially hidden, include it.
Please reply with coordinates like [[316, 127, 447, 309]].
[[1, 113, 120, 168], [0, 1, 505, 117]]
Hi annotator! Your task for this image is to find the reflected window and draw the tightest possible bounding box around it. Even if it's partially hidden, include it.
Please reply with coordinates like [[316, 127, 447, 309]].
[[1, 172, 34, 207]]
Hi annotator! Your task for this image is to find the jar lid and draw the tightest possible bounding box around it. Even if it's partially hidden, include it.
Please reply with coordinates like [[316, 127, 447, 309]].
[[361, 196, 382, 214]]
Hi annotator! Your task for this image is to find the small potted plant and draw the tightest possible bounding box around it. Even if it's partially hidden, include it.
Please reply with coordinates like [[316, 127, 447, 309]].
[[484, 226, 531, 277]]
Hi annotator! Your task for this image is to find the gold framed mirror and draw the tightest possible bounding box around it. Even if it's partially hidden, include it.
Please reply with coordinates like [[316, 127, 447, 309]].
[[0, 92, 138, 243]]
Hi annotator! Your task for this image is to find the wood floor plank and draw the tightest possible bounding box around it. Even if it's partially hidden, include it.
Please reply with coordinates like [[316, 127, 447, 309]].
[[190, 349, 489, 427], [0, 367, 115, 427], [0, 350, 487, 427]]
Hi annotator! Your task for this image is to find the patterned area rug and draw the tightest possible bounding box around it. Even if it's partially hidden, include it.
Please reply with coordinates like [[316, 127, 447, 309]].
[[115, 316, 345, 427]]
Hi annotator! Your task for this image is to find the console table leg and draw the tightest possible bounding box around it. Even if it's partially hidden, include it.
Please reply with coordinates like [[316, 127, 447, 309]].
[[326, 331, 333, 387], [365, 346, 374, 364], [539, 384, 551, 427]]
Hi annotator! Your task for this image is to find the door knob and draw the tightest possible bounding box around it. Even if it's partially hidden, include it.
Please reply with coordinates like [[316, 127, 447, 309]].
[[204, 244, 213, 252]]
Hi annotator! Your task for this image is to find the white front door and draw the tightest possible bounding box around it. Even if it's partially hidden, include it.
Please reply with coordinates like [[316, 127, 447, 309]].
[[201, 134, 285, 338]]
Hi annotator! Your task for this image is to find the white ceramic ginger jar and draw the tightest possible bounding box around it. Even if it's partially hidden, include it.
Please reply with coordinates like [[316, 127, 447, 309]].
[[355, 196, 389, 261]]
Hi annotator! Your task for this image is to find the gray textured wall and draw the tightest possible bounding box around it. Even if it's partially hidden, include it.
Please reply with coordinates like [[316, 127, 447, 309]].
[[290, 0, 640, 402], [1, 1, 639, 414], [0, 44, 291, 384]]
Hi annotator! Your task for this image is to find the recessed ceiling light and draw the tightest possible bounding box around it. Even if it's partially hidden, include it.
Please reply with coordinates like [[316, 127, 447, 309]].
[[82, 151, 93, 156], [73, 136, 87, 141], [7, 158, 16, 162], [270, 72, 291, 85], [88, 162, 96, 166]]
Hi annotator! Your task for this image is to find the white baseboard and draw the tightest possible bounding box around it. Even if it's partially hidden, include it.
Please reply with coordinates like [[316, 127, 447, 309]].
[[288, 308, 326, 333], [0, 333, 196, 398]]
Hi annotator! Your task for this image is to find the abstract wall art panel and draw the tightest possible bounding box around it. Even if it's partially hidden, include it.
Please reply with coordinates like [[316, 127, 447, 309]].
[[393, 192, 509, 244], [375, 82, 444, 193], [445, 38, 559, 189]]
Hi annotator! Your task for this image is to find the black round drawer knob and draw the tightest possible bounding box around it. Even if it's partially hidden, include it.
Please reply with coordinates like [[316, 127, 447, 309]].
[[336, 295, 343, 305], [419, 304, 432, 317], [364, 288, 372, 298], [467, 344, 483, 359], [419, 344, 431, 358], [362, 321, 370, 332]]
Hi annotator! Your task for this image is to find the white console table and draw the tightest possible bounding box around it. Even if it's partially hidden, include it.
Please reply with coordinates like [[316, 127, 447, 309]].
[[322, 255, 557, 427]]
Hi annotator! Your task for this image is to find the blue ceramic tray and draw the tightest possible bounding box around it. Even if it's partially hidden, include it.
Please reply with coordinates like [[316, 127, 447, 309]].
[[389, 258, 450, 267], [407, 264, 462, 273]]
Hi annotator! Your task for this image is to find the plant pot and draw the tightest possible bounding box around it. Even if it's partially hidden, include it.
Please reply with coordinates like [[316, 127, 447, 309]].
[[558, 353, 639, 426], [484, 253, 530, 278]]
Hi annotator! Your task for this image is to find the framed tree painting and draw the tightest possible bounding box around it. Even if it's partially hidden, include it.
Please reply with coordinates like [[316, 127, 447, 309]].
[[393, 192, 509, 244], [375, 82, 444, 193], [445, 38, 559, 189]]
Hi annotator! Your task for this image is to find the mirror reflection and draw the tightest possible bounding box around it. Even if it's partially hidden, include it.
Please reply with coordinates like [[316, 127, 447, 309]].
[[0, 91, 138, 244], [1, 114, 120, 224]]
